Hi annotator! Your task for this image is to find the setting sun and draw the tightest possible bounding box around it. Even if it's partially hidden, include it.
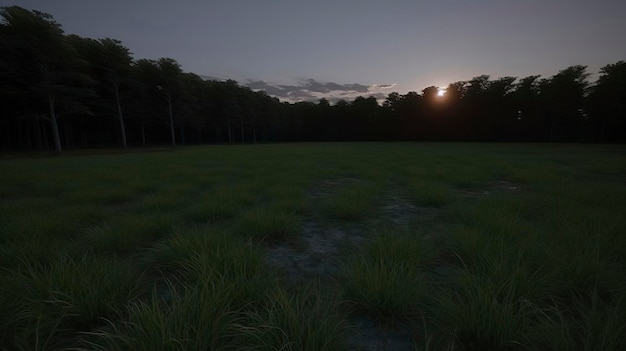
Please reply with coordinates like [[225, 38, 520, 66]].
[[437, 88, 446, 97]]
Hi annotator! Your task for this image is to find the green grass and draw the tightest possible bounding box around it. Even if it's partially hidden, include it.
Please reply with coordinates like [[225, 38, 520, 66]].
[[1, 142, 625, 350], [434, 268, 538, 350], [0, 255, 144, 350], [180, 184, 254, 223], [320, 180, 381, 221], [238, 205, 300, 242], [79, 212, 174, 255], [341, 227, 435, 321], [139, 226, 274, 290], [85, 280, 244, 351], [1, 205, 104, 266], [407, 179, 455, 207], [240, 283, 348, 350], [530, 289, 626, 351]]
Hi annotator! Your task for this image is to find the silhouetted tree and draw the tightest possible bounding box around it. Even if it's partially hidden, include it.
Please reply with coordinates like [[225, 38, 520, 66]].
[[485, 76, 517, 140], [156, 58, 184, 147], [1, 6, 93, 153], [442, 81, 467, 140], [511, 75, 542, 140], [588, 61, 626, 142], [2, 5, 625, 150], [349, 96, 380, 140], [132, 59, 164, 145], [420, 86, 444, 139], [386, 91, 421, 140], [69, 36, 134, 147], [541, 66, 589, 141], [462, 75, 492, 140]]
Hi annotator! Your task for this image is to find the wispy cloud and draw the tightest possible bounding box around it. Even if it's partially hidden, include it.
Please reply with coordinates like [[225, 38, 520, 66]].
[[373, 84, 396, 89], [250, 78, 396, 103], [205, 76, 396, 103]]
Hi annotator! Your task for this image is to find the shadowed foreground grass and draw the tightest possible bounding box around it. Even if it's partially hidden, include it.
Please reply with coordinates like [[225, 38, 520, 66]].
[[1, 142, 625, 350]]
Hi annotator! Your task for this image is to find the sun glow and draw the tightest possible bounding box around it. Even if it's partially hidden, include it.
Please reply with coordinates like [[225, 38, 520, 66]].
[[437, 88, 446, 97]]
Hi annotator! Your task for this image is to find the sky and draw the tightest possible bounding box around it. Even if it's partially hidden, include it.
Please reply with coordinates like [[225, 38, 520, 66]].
[[4, 0, 626, 102]]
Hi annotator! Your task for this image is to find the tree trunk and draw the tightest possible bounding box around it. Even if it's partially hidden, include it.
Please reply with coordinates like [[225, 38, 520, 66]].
[[48, 94, 62, 154], [167, 96, 176, 148], [64, 121, 73, 149], [114, 85, 128, 149], [240, 119, 245, 143], [80, 116, 88, 146], [549, 117, 557, 142], [40, 118, 49, 149], [598, 118, 606, 143], [227, 116, 232, 144], [33, 119, 42, 149], [23, 118, 31, 150], [141, 122, 146, 145]]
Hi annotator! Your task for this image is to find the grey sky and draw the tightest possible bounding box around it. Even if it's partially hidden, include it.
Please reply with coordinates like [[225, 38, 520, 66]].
[[4, 0, 626, 102]]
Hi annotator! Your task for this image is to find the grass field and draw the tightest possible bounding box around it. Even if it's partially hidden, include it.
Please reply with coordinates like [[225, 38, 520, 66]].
[[1, 142, 625, 350]]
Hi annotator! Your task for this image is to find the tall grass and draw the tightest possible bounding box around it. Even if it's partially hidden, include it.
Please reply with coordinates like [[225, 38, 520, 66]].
[[85, 280, 243, 351], [238, 205, 300, 242], [321, 181, 381, 221], [180, 182, 261, 224], [529, 289, 626, 351], [1, 143, 625, 350], [88, 225, 279, 350], [341, 228, 435, 321], [0, 255, 144, 350], [140, 225, 275, 303], [431, 156, 626, 350], [264, 181, 308, 214], [79, 212, 174, 255], [434, 268, 537, 350], [239, 284, 348, 350], [407, 179, 455, 208], [1, 205, 104, 266]]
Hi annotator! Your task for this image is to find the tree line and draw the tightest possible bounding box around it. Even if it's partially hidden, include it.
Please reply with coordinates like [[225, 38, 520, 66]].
[[1, 6, 625, 153]]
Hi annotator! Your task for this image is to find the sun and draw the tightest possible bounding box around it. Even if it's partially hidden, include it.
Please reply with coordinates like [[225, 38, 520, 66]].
[[437, 88, 446, 97]]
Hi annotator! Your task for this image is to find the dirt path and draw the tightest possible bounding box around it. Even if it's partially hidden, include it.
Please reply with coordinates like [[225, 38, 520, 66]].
[[264, 177, 522, 350], [265, 178, 430, 350]]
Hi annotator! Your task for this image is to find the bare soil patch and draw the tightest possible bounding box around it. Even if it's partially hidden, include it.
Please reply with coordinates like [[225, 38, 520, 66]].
[[309, 177, 362, 199], [460, 180, 522, 198], [265, 178, 433, 350], [266, 177, 367, 284], [347, 315, 415, 351], [381, 192, 442, 227], [265, 220, 365, 283]]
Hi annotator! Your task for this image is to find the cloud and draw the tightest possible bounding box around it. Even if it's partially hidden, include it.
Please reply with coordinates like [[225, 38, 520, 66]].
[[201, 75, 395, 103], [375, 84, 396, 89], [246, 80, 290, 97], [242, 78, 395, 103]]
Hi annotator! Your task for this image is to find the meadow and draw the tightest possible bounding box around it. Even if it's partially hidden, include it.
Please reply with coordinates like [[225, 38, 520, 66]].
[[0, 142, 625, 350]]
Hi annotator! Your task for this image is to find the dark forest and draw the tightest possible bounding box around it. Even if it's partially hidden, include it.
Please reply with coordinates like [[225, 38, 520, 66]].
[[2, 6, 625, 153]]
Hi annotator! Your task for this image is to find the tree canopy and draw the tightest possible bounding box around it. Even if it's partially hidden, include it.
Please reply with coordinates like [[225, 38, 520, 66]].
[[1, 6, 625, 152]]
